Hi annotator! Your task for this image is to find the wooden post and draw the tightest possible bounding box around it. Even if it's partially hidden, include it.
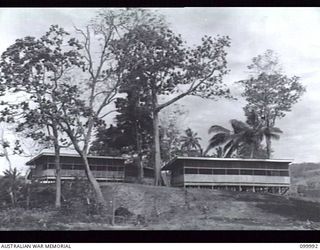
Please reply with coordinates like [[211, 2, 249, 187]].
[[26, 183, 30, 209], [111, 195, 115, 226]]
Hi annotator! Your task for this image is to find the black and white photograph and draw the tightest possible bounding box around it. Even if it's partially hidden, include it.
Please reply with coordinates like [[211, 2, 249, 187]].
[[0, 7, 319, 232]]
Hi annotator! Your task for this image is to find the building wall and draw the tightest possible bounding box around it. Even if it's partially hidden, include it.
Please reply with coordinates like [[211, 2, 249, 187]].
[[169, 159, 290, 189], [29, 155, 126, 182], [183, 174, 290, 186]]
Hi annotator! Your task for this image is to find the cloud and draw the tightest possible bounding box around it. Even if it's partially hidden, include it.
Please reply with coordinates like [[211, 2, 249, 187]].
[[0, 8, 320, 172]]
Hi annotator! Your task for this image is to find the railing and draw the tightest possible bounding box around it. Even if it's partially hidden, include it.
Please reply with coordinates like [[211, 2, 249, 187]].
[[34, 169, 125, 180]]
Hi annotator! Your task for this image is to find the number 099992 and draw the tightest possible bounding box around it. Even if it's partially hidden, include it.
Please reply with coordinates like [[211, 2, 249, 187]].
[[300, 244, 318, 248]]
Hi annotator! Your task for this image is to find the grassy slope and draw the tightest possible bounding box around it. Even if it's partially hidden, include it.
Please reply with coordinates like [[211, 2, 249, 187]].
[[99, 183, 320, 230], [290, 163, 320, 201], [1, 163, 319, 230]]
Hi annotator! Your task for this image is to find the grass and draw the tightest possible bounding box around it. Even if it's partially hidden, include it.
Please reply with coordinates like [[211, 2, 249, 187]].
[[0, 182, 319, 230]]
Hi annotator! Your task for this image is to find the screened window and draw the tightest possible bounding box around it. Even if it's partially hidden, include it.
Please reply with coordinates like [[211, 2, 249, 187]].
[[253, 170, 266, 175], [73, 164, 83, 170], [94, 166, 106, 171], [199, 168, 212, 175], [48, 164, 55, 169], [185, 168, 198, 174], [240, 169, 253, 175], [62, 164, 73, 170], [271, 170, 280, 176], [213, 169, 225, 175], [109, 166, 117, 171], [226, 169, 239, 175], [280, 171, 289, 176]]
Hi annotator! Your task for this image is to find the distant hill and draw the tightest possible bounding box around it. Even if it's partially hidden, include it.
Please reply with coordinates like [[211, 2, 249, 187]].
[[290, 162, 320, 202]]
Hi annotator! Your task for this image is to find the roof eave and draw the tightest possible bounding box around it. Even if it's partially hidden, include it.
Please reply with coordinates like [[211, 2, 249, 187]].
[[26, 152, 126, 166], [161, 156, 293, 171]]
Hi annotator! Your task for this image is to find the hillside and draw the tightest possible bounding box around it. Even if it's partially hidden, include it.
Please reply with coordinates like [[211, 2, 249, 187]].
[[99, 183, 320, 230], [289, 163, 320, 202]]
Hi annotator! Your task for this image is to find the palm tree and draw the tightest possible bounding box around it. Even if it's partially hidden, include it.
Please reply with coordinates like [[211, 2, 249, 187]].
[[204, 111, 282, 158], [180, 128, 203, 156], [209, 146, 224, 158], [245, 110, 283, 158], [203, 119, 251, 157], [2, 168, 22, 207]]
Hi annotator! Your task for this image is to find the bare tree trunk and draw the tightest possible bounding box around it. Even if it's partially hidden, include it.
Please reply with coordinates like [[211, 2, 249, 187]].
[[265, 113, 272, 159], [81, 152, 106, 205], [53, 142, 61, 208], [1, 128, 12, 172], [26, 184, 30, 209], [153, 110, 162, 186], [250, 145, 254, 159], [134, 118, 144, 183], [50, 123, 62, 209], [266, 136, 272, 159]]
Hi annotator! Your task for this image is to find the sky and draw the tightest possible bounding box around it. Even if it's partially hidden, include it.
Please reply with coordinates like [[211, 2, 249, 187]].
[[0, 7, 320, 172]]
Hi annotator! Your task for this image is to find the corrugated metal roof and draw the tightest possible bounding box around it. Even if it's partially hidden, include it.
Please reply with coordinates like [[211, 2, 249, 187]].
[[26, 152, 126, 165], [161, 156, 293, 171]]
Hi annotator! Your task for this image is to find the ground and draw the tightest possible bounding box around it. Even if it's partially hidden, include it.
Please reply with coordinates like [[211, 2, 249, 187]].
[[0, 163, 319, 230], [290, 162, 320, 202], [0, 182, 319, 230]]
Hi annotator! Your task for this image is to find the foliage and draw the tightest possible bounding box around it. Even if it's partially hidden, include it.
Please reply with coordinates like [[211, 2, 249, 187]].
[[159, 104, 188, 162], [0, 25, 86, 208], [204, 110, 282, 158], [112, 23, 232, 184], [239, 50, 306, 158], [179, 128, 203, 156], [0, 168, 24, 207]]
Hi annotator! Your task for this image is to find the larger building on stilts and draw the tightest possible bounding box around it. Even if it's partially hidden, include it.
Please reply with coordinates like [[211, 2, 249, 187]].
[[161, 157, 291, 194]]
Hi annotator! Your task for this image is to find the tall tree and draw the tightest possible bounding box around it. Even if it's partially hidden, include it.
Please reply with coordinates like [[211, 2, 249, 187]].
[[112, 24, 231, 185], [239, 50, 306, 158], [0, 25, 82, 208], [179, 128, 203, 156], [57, 9, 164, 204], [90, 84, 153, 182]]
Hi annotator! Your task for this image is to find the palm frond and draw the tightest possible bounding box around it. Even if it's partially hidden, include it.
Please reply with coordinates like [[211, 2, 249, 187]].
[[268, 133, 281, 140], [208, 125, 230, 134], [270, 127, 283, 134], [208, 133, 230, 148], [230, 119, 250, 134]]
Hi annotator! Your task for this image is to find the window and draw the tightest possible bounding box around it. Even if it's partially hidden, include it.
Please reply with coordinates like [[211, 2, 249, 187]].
[[213, 169, 225, 175], [271, 170, 280, 176], [280, 171, 289, 176], [48, 164, 55, 169], [240, 169, 253, 175], [73, 164, 83, 170], [253, 170, 266, 175], [199, 168, 212, 175], [185, 168, 198, 174], [226, 169, 239, 175], [109, 166, 117, 171], [62, 164, 73, 170]]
